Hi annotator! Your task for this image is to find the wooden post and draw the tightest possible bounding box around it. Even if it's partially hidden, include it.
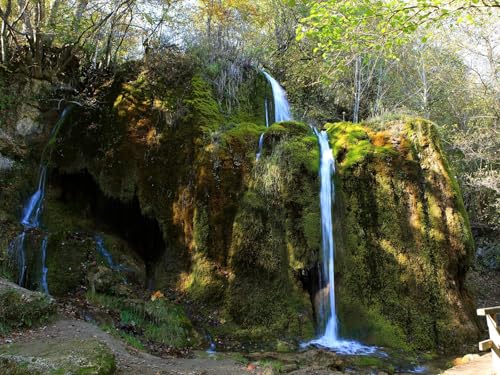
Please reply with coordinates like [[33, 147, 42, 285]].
[[477, 306, 500, 375]]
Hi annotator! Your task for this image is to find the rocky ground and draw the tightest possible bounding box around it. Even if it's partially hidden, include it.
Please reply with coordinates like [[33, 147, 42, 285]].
[[0, 278, 424, 375], [1, 272, 499, 375]]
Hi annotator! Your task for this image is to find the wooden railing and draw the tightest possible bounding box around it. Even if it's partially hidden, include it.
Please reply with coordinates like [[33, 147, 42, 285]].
[[477, 306, 500, 375]]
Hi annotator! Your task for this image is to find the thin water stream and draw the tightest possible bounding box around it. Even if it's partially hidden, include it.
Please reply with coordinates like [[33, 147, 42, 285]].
[[8, 107, 72, 294]]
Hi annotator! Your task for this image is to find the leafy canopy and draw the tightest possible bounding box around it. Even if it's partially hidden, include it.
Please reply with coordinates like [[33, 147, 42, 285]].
[[297, 0, 499, 58]]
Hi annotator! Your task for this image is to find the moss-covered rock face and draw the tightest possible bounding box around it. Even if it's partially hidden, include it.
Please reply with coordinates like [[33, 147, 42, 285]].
[[327, 118, 478, 352], [0, 338, 116, 375], [12, 57, 475, 353], [46, 66, 317, 347]]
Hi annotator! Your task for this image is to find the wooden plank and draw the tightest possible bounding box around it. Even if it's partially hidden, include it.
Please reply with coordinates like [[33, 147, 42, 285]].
[[486, 315, 500, 342], [492, 345, 500, 375], [477, 306, 500, 316], [479, 339, 493, 351]]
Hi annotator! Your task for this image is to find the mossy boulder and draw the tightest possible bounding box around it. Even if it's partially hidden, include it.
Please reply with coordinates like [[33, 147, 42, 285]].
[[0, 339, 116, 375], [327, 117, 478, 352], [0, 278, 56, 334]]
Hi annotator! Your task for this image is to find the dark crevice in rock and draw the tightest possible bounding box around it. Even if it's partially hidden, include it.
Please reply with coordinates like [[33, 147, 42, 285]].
[[51, 169, 166, 270]]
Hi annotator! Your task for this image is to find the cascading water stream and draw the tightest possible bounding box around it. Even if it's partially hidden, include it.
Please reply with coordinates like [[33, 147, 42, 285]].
[[303, 129, 375, 354], [95, 234, 127, 271], [256, 70, 292, 160], [21, 165, 48, 228], [8, 107, 71, 293], [262, 70, 292, 122], [206, 333, 217, 355], [7, 233, 27, 286], [314, 128, 338, 340], [40, 236, 49, 294], [260, 71, 376, 354]]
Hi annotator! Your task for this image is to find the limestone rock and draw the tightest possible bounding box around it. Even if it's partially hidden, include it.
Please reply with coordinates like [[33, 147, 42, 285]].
[[0, 278, 56, 332], [0, 338, 116, 375], [15, 104, 42, 137], [0, 154, 14, 170]]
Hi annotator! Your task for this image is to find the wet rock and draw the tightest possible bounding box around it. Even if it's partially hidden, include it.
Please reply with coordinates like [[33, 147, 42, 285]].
[[15, 104, 42, 137], [0, 154, 14, 170]]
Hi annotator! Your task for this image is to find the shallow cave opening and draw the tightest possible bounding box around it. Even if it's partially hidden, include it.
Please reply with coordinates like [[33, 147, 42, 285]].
[[297, 263, 324, 333], [50, 169, 166, 273]]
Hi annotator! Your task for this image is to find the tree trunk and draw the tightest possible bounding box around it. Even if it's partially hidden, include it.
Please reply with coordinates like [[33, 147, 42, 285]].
[[418, 53, 429, 119], [32, 0, 44, 77], [1, 20, 7, 63], [353, 55, 362, 123], [0, 0, 12, 63], [73, 0, 89, 32]]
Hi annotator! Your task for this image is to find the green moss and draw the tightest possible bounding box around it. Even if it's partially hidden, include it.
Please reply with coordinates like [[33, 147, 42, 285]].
[[184, 74, 224, 132], [326, 122, 396, 170], [333, 118, 477, 352], [302, 210, 321, 252], [183, 252, 226, 304], [45, 231, 93, 296], [87, 292, 197, 348], [352, 356, 384, 367], [0, 339, 116, 375], [0, 288, 55, 334]]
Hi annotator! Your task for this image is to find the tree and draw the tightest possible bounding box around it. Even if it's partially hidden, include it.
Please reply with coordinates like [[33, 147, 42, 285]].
[[0, 0, 183, 76]]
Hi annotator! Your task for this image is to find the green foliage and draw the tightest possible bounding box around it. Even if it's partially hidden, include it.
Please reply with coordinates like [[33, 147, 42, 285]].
[[87, 292, 196, 348], [297, 0, 491, 58], [257, 359, 284, 372]]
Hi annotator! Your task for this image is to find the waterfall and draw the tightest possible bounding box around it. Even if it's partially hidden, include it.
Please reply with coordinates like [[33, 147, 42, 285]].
[[8, 107, 71, 293], [256, 71, 293, 160], [256, 72, 375, 354], [256, 133, 265, 161], [94, 234, 130, 273], [262, 70, 292, 122], [8, 233, 27, 286], [21, 165, 47, 228], [206, 333, 216, 355], [314, 128, 339, 340], [265, 99, 270, 127], [305, 127, 376, 355]]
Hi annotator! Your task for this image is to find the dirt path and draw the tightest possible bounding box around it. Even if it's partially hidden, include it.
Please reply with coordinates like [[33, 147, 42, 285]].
[[442, 353, 493, 375], [4, 318, 255, 375]]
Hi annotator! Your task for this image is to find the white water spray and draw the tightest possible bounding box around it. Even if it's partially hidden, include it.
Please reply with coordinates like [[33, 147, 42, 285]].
[[262, 70, 292, 122], [256, 71, 293, 160]]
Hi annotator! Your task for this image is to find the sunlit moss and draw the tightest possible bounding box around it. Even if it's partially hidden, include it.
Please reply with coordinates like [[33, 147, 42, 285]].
[[333, 118, 477, 352]]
